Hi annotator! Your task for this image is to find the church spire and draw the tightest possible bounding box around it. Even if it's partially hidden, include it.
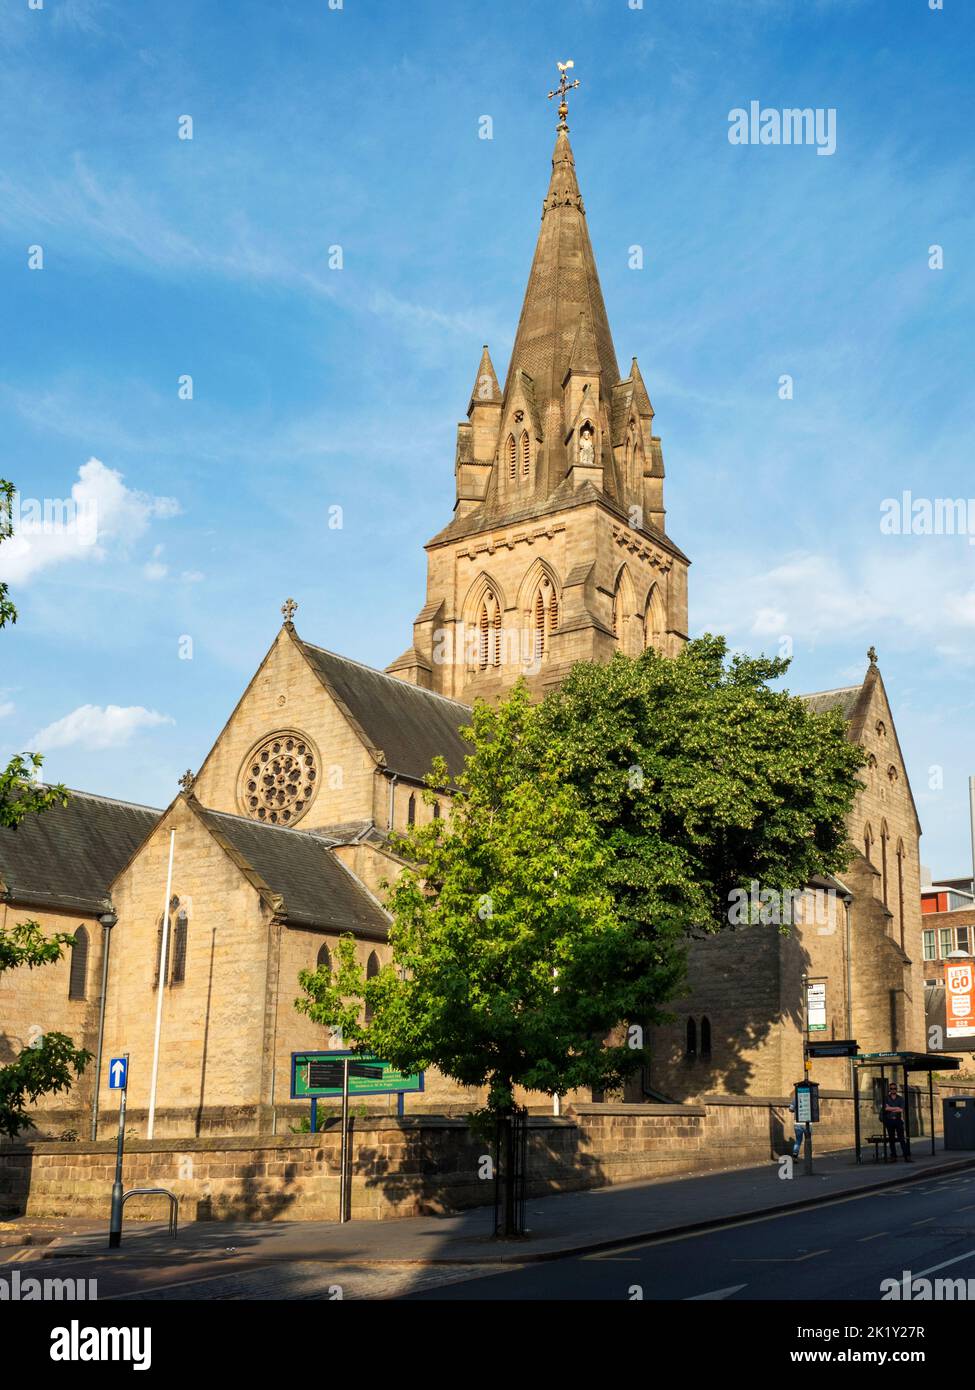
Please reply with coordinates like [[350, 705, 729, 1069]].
[[503, 68, 620, 492]]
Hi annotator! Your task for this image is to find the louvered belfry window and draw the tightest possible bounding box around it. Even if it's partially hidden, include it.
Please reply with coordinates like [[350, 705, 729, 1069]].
[[478, 592, 501, 670], [532, 577, 558, 659], [68, 926, 89, 1000], [506, 434, 516, 480], [520, 431, 531, 477]]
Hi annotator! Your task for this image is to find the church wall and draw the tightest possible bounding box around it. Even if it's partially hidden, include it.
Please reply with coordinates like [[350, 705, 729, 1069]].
[[271, 927, 395, 1133], [376, 777, 447, 837], [97, 799, 272, 1137], [848, 679, 926, 1053], [648, 923, 789, 1101], [0, 901, 104, 1135], [192, 628, 377, 831]]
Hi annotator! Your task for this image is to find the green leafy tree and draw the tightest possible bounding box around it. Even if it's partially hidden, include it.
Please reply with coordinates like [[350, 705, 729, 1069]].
[[0, 478, 86, 1139], [296, 638, 864, 1119]]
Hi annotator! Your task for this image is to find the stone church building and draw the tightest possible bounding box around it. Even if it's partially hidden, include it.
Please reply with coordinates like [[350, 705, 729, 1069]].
[[0, 109, 926, 1138]]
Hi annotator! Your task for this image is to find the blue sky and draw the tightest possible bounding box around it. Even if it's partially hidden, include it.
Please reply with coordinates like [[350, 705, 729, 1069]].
[[2, 0, 973, 876]]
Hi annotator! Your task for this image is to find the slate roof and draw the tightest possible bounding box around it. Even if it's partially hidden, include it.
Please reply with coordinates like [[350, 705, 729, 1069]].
[[799, 685, 864, 719], [300, 641, 472, 781], [0, 788, 160, 915], [197, 807, 389, 938]]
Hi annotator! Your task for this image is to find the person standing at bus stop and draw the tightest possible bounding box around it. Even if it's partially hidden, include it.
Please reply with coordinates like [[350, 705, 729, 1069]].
[[883, 1082, 911, 1161]]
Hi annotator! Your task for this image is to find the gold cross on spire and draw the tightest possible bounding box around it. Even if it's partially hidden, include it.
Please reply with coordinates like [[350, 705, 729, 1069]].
[[548, 60, 580, 132]]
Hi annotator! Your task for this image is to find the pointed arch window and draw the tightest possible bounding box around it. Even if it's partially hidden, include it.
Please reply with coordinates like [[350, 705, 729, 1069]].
[[700, 1016, 712, 1061], [505, 434, 516, 481], [68, 926, 89, 1001], [643, 584, 665, 652], [531, 575, 558, 659], [171, 909, 188, 985], [864, 824, 874, 865], [365, 950, 380, 1023], [316, 943, 331, 974], [407, 793, 416, 827], [477, 590, 502, 670], [520, 430, 531, 478], [880, 821, 890, 909]]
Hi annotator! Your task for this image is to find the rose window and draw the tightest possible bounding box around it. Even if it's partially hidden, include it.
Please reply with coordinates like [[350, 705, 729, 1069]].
[[239, 732, 318, 825]]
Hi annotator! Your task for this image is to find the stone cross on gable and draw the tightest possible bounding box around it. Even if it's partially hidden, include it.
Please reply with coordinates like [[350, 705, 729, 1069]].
[[548, 60, 580, 131], [178, 769, 195, 792], [868, 645, 878, 666], [281, 597, 298, 625]]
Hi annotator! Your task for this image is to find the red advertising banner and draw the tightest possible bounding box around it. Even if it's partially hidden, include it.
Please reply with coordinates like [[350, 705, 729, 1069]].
[[945, 960, 975, 1038]]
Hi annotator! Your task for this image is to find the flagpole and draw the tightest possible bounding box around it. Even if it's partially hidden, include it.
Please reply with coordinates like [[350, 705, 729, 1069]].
[[147, 829, 175, 1140]]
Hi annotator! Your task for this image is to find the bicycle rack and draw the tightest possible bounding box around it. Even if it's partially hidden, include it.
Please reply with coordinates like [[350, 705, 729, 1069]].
[[119, 1187, 179, 1240]]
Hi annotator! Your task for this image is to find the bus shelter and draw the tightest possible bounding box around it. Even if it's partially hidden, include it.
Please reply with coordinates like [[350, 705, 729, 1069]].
[[853, 1051, 961, 1163]]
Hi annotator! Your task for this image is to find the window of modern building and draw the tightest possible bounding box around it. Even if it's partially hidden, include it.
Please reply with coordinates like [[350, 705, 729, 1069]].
[[922, 930, 936, 961], [940, 927, 953, 958]]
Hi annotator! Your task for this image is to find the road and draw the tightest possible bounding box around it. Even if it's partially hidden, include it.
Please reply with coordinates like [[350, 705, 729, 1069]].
[[8, 1167, 975, 1301], [404, 1167, 975, 1300]]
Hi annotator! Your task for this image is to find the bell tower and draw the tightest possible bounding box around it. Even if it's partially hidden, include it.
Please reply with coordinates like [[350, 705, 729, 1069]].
[[387, 64, 689, 701]]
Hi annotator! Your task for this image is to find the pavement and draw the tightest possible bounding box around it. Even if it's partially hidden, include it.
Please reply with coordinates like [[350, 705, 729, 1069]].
[[3, 1141, 974, 1270]]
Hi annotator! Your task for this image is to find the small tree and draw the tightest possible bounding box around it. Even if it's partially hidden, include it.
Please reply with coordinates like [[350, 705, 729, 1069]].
[[0, 478, 87, 1139]]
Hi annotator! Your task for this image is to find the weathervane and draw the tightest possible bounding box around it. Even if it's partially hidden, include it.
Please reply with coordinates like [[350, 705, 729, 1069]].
[[548, 60, 580, 131]]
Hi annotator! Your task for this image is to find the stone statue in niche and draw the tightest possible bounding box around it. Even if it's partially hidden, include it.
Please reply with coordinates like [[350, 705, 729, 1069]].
[[578, 422, 595, 467]]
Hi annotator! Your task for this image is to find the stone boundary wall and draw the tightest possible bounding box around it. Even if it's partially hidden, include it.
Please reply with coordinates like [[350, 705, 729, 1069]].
[[0, 1091, 955, 1223]]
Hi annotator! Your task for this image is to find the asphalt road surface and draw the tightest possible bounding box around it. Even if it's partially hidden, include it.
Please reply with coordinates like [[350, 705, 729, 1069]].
[[10, 1168, 975, 1301], [404, 1167, 975, 1301]]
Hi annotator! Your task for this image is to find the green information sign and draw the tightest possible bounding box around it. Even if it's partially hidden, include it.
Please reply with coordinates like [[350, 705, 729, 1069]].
[[290, 1051, 424, 1099]]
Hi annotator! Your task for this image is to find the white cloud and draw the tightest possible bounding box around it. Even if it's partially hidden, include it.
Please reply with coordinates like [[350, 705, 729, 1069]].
[[696, 543, 975, 662], [0, 458, 179, 584], [0, 701, 14, 720], [32, 704, 174, 751]]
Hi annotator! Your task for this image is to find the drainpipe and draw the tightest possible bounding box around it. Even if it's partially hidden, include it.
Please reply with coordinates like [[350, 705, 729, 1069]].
[[90, 907, 118, 1141]]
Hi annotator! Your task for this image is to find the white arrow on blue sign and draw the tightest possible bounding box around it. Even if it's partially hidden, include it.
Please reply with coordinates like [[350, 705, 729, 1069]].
[[108, 1057, 128, 1090]]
